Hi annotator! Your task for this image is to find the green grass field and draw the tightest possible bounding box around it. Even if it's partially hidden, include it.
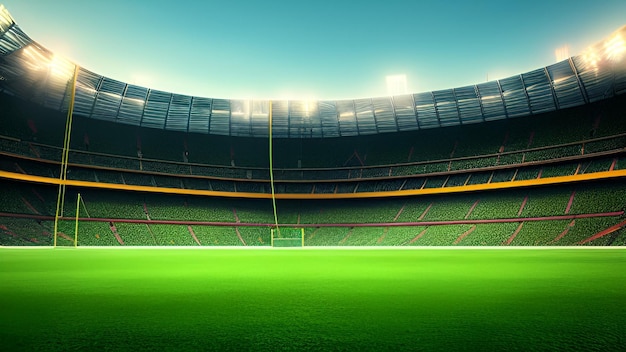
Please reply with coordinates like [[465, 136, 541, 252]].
[[1, 248, 625, 351]]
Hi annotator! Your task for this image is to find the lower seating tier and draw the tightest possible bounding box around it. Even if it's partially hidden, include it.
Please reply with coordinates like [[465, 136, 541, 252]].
[[1, 178, 624, 246]]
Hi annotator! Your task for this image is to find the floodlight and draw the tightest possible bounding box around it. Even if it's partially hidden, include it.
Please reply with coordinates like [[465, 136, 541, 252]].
[[554, 45, 570, 62], [386, 74, 407, 96]]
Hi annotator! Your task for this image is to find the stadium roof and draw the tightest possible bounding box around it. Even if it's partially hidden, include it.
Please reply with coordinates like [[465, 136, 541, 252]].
[[0, 5, 625, 138]]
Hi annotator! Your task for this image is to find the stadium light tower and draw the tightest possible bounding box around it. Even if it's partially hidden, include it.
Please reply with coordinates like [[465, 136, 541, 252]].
[[386, 74, 407, 96]]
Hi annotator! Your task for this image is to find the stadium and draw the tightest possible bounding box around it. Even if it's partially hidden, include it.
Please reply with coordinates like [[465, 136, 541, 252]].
[[1, 3, 626, 351]]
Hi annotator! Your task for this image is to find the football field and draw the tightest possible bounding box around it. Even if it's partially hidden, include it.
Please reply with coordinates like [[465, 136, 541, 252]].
[[1, 247, 625, 351]]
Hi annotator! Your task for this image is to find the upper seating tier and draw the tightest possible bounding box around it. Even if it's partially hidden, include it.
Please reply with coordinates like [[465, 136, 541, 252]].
[[0, 5, 624, 138]]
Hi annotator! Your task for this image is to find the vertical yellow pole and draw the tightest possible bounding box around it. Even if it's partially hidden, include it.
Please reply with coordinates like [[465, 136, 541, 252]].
[[268, 100, 280, 237], [301, 228, 305, 247], [74, 193, 80, 247], [53, 64, 79, 247]]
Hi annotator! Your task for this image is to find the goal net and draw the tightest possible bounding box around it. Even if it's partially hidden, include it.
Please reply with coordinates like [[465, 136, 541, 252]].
[[271, 227, 305, 247]]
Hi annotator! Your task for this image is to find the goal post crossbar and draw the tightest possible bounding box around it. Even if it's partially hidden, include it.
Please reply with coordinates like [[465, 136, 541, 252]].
[[271, 227, 305, 247]]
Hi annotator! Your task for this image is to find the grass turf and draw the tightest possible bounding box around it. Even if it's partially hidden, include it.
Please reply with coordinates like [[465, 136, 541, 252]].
[[1, 248, 625, 351]]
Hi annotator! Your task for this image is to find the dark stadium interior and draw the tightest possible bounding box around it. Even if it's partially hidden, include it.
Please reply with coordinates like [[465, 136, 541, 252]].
[[1, 90, 625, 246]]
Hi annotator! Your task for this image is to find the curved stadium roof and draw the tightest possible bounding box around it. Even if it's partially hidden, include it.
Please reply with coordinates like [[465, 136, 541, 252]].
[[0, 5, 625, 139]]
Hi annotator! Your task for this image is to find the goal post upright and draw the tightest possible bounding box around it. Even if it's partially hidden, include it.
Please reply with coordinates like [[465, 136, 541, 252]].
[[268, 100, 281, 238], [53, 64, 79, 248], [74, 193, 80, 248]]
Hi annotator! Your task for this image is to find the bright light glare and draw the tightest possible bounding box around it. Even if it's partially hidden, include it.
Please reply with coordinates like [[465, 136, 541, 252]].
[[552, 77, 570, 85], [582, 48, 599, 69], [22, 45, 74, 79], [250, 100, 269, 117], [386, 74, 407, 96], [22, 46, 46, 70], [76, 85, 94, 95], [231, 99, 271, 119], [299, 99, 317, 118], [121, 96, 145, 105], [604, 34, 625, 61], [231, 100, 251, 119], [48, 55, 74, 79]]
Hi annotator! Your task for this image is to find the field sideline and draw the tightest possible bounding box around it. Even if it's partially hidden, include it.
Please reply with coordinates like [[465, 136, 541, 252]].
[[1, 247, 625, 351]]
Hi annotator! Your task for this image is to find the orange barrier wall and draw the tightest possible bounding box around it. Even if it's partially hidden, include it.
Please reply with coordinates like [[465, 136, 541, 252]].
[[1, 169, 625, 200]]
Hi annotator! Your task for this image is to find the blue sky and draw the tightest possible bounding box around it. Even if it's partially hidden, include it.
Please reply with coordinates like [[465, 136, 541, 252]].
[[2, 0, 625, 100]]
